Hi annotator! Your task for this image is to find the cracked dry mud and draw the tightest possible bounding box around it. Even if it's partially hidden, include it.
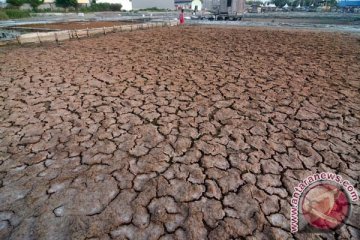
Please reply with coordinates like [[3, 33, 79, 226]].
[[0, 26, 359, 239]]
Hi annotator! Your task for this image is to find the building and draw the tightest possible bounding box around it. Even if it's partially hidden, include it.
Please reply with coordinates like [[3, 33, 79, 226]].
[[203, 0, 220, 11], [0, 0, 7, 8], [220, 0, 245, 14], [96, 0, 132, 11], [261, 2, 276, 12], [175, 0, 203, 11], [132, 0, 174, 10]]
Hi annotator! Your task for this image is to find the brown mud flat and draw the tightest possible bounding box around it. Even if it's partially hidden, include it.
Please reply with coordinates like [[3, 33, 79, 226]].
[[15, 20, 140, 30], [0, 26, 359, 239]]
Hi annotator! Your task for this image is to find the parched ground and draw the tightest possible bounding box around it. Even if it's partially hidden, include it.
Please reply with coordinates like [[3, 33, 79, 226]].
[[0, 26, 359, 239]]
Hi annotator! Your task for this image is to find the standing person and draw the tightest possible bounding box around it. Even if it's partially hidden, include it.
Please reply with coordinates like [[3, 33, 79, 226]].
[[179, 8, 185, 25]]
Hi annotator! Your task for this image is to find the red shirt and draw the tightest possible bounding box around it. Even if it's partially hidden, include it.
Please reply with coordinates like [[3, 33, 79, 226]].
[[179, 12, 185, 24]]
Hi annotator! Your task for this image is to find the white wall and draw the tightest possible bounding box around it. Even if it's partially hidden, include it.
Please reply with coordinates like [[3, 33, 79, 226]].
[[20, 3, 32, 10], [132, 0, 175, 10], [96, 0, 132, 11], [191, 0, 202, 10]]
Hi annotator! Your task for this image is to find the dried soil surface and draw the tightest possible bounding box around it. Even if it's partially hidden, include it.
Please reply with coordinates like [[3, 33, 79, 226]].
[[16, 21, 139, 30], [0, 26, 359, 239]]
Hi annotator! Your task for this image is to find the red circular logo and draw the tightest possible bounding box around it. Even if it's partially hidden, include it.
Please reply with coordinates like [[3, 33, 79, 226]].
[[301, 183, 350, 230]]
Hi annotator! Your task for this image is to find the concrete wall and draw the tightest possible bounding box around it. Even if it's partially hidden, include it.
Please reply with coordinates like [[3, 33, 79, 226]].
[[5, 21, 179, 46], [19, 3, 32, 10], [132, 0, 175, 10], [38, 3, 57, 10]]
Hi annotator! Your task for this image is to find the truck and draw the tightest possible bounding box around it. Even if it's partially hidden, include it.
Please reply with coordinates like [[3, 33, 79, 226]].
[[206, 0, 245, 21]]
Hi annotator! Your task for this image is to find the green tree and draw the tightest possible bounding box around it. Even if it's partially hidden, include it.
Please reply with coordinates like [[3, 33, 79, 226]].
[[272, 0, 288, 7], [291, 0, 300, 7], [6, 0, 25, 8], [326, 0, 337, 7], [55, 0, 78, 10], [302, 0, 313, 7], [27, 0, 44, 10], [246, 0, 264, 6]]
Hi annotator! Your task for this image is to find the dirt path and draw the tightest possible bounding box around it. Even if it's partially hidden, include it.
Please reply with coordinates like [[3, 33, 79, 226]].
[[0, 26, 359, 239]]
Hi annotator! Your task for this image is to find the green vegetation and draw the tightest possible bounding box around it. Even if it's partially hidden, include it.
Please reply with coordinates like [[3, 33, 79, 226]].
[[246, 1, 264, 6], [0, 2, 123, 19], [6, 0, 25, 8], [55, 0, 78, 10], [1, 0, 123, 19], [272, 0, 288, 7], [271, 0, 338, 7], [0, 9, 31, 19], [0, 11, 9, 20], [81, 3, 122, 12], [28, 0, 45, 10]]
